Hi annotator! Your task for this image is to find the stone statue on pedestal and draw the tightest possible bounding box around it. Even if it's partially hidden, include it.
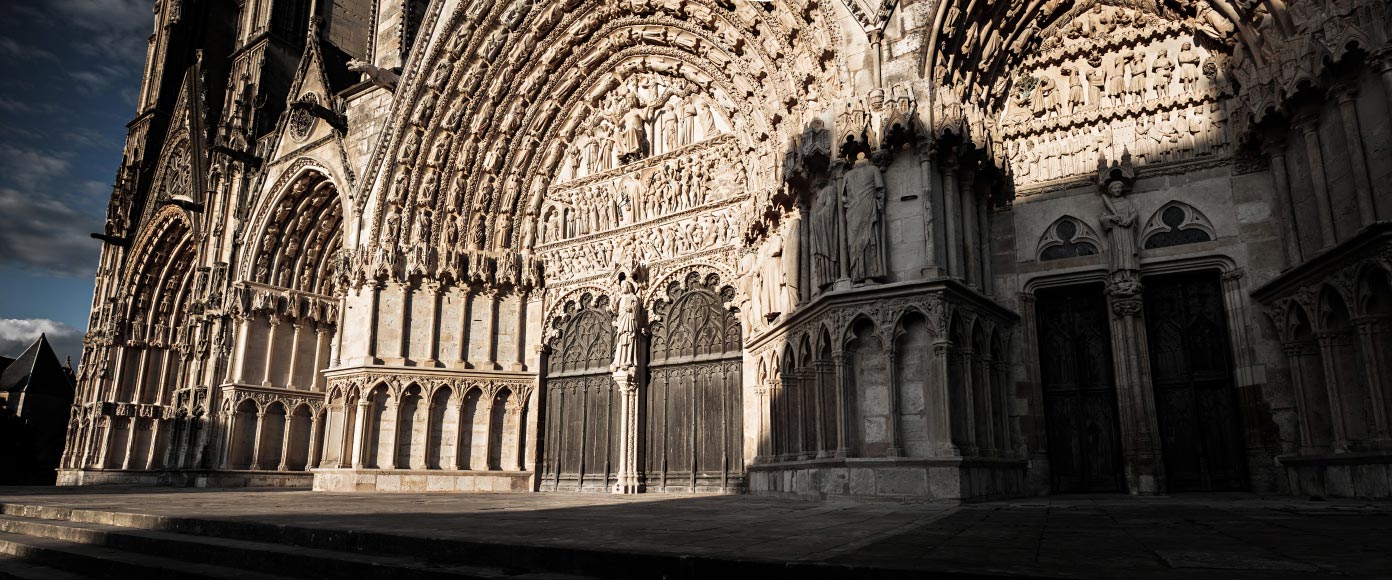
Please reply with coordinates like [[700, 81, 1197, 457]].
[[840, 152, 887, 283], [810, 177, 839, 290], [1099, 156, 1140, 296], [612, 280, 641, 374]]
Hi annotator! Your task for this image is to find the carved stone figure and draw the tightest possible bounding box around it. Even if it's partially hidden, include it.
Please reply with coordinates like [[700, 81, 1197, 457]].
[[611, 280, 640, 372], [810, 177, 839, 289], [1100, 178, 1139, 280], [346, 59, 399, 91], [840, 152, 886, 283]]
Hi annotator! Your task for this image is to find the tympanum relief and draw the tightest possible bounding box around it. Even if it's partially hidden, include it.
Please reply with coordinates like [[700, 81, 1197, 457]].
[[1002, 6, 1233, 190]]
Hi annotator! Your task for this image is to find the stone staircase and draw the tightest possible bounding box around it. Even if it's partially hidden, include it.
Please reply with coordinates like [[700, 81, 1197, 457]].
[[0, 504, 596, 580]]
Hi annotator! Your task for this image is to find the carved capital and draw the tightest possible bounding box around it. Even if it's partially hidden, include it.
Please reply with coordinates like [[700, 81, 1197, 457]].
[[1111, 298, 1143, 318]]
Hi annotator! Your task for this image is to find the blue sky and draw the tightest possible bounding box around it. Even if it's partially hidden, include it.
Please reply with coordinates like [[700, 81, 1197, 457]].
[[0, 0, 149, 363]]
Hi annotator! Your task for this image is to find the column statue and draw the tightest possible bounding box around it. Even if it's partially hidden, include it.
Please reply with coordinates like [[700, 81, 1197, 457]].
[[611, 280, 641, 373], [1099, 158, 1140, 296], [810, 177, 839, 290], [840, 152, 887, 283]]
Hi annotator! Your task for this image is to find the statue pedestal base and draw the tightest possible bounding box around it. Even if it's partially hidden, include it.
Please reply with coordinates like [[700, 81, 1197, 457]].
[[612, 369, 642, 495]]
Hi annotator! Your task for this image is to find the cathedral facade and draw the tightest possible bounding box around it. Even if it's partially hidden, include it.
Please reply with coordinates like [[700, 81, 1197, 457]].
[[63, 0, 1392, 501]]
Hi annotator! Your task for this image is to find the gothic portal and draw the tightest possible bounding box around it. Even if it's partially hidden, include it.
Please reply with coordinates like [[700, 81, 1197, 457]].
[[65, 0, 1392, 501]]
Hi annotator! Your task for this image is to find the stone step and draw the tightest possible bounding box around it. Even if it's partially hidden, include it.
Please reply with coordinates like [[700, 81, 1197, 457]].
[[0, 554, 96, 580], [0, 502, 1014, 580], [0, 530, 297, 580], [0, 514, 588, 580]]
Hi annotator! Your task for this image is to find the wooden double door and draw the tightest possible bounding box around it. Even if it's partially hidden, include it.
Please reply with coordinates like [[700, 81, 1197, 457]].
[[540, 278, 744, 493], [1036, 272, 1245, 493]]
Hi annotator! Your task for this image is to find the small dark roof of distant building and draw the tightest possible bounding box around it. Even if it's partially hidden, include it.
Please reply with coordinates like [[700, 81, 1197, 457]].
[[1, 335, 75, 398]]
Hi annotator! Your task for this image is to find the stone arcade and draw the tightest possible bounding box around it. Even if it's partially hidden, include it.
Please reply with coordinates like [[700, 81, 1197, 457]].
[[63, 0, 1392, 501]]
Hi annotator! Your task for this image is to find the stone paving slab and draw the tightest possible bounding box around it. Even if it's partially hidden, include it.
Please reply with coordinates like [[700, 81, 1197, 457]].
[[0, 488, 1388, 579]]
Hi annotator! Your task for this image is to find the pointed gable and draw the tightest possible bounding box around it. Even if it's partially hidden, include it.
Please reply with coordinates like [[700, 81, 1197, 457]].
[[0, 335, 75, 399], [138, 56, 210, 229]]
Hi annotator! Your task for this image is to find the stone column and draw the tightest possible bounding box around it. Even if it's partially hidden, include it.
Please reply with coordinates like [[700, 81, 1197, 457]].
[[754, 385, 770, 461], [277, 412, 293, 471], [932, 340, 957, 456], [131, 348, 150, 402], [1331, 82, 1378, 226], [1316, 332, 1351, 452], [96, 417, 113, 468], [380, 400, 399, 469], [307, 412, 323, 469], [474, 292, 500, 370], [960, 164, 980, 289], [263, 316, 281, 387], [1017, 293, 1047, 460], [1281, 342, 1317, 453], [471, 391, 495, 470], [884, 350, 901, 457], [508, 390, 530, 471], [813, 362, 830, 458], [350, 399, 369, 468], [941, 155, 963, 278], [285, 321, 304, 388], [120, 416, 139, 470], [312, 326, 330, 391], [393, 282, 410, 363], [1107, 294, 1165, 495], [443, 393, 462, 469], [993, 359, 1013, 457], [798, 369, 816, 460], [145, 418, 164, 470], [957, 347, 978, 456], [250, 410, 267, 470], [1262, 139, 1303, 267], [1371, 49, 1392, 125], [422, 282, 442, 367], [832, 352, 851, 458], [613, 370, 641, 494], [1353, 318, 1390, 444], [367, 282, 383, 364], [782, 375, 803, 460], [1293, 112, 1337, 249], [409, 401, 430, 469], [977, 187, 993, 296], [917, 140, 941, 276], [509, 295, 529, 371], [977, 351, 996, 457]]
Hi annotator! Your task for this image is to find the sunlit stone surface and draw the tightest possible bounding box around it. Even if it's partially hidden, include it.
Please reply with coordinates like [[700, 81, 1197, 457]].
[[63, 0, 1392, 501]]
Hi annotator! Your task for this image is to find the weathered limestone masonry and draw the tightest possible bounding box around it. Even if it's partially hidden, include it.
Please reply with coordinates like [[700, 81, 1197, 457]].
[[63, 0, 1392, 501]]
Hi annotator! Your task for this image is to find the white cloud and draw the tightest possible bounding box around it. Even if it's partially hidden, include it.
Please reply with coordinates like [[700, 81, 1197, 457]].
[[0, 318, 84, 363]]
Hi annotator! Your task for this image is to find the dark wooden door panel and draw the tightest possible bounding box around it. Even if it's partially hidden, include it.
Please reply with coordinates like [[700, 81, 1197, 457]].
[[1144, 271, 1246, 492], [1036, 284, 1124, 493]]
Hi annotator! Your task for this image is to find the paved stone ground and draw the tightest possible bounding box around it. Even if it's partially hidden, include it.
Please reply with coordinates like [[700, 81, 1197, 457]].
[[0, 487, 1388, 579]]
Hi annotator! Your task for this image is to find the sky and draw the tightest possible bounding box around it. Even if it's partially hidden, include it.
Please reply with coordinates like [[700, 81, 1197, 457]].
[[0, 0, 150, 364]]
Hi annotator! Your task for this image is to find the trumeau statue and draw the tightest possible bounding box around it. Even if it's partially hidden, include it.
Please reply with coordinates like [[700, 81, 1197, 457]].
[[612, 280, 641, 373], [1098, 156, 1140, 295], [841, 152, 887, 283]]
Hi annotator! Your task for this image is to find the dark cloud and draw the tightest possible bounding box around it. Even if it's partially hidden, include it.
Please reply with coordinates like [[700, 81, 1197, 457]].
[[0, 36, 59, 62], [0, 318, 85, 364], [51, 0, 150, 67], [0, 144, 73, 192], [0, 187, 102, 278]]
